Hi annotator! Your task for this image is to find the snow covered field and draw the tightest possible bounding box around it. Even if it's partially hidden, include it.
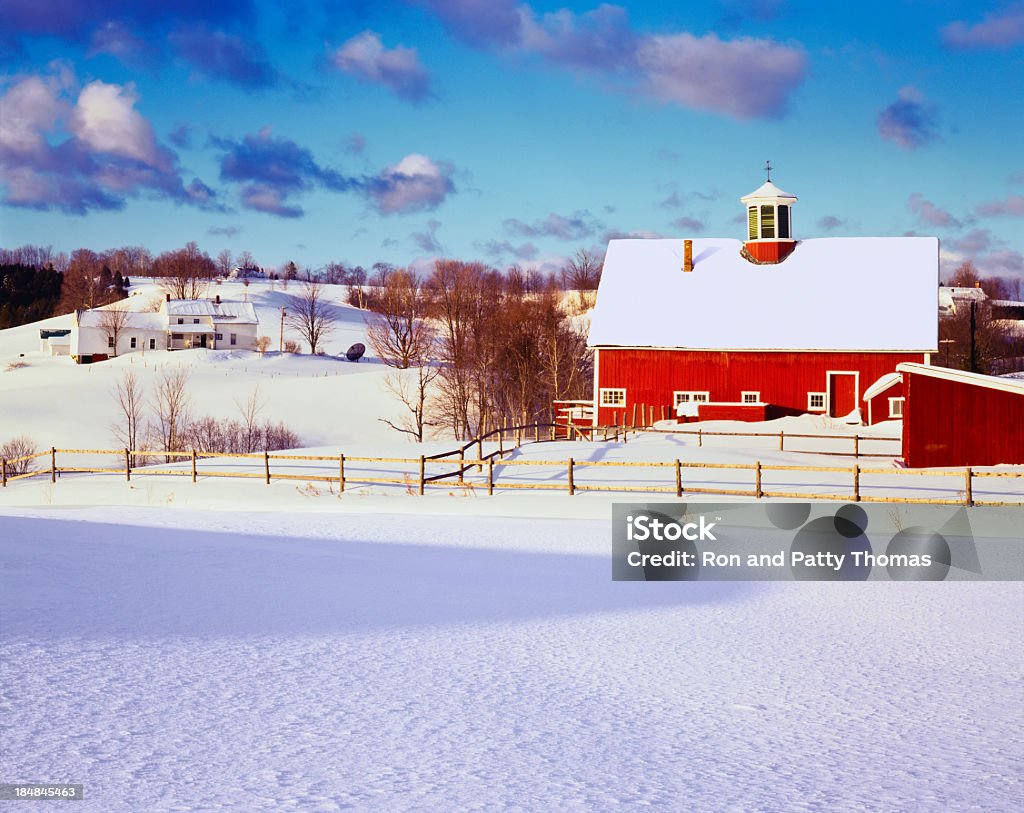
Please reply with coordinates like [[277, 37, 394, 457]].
[[2, 507, 1021, 812], [2, 283, 1022, 811]]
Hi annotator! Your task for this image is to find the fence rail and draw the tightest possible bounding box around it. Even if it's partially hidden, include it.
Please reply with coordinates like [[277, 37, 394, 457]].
[[1, 426, 1021, 506]]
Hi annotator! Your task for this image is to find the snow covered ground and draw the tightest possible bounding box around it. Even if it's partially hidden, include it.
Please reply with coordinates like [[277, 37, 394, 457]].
[[2, 507, 1021, 812], [2, 282, 1022, 811]]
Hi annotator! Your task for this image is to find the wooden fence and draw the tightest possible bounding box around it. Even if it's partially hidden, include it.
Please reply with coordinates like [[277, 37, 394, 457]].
[[2, 425, 1021, 506]]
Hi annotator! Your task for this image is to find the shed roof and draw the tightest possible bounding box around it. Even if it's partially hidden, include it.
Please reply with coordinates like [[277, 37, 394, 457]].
[[863, 372, 902, 401], [896, 363, 1024, 396], [588, 237, 938, 352]]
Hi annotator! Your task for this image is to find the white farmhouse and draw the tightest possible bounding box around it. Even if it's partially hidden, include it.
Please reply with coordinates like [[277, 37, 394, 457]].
[[164, 297, 259, 351], [69, 295, 260, 363]]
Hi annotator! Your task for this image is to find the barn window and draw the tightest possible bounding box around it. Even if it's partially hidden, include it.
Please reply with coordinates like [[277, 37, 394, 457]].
[[808, 392, 826, 412], [778, 206, 790, 239], [600, 388, 626, 407], [747, 207, 758, 240], [149, 338, 156, 350], [741, 391, 760, 404], [674, 391, 710, 406], [889, 397, 905, 418], [108, 336, 114, 348], [760, 205, 775, 238], [130, 337, 137, 349]]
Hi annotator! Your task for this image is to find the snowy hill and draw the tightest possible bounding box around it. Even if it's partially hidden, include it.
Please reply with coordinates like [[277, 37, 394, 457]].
[[0, 279, 409, 451]]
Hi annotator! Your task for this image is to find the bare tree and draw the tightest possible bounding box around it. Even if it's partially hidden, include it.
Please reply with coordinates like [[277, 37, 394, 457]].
[[255, 335, 272, 356], [287, 280, 335, 354], [235, 385, 267, 453], [560, 248, 603, 309], [1, 435, 38, 476], [366, 270, 433, 369], [153, 241, 214, 299], [380, 361, 440, 442], [98, 304, 131, 356], [150, 369, 191, 461], [216, 249, 233, 278], [111, 370, 145, 454]]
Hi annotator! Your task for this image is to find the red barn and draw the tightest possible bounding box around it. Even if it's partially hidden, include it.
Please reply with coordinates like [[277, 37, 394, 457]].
[[862, 372, 905, 426], [898, 363, 1024, 467], [587, 177, 938, 426]]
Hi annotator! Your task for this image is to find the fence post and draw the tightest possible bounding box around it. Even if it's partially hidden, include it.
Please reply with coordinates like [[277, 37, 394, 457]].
[[498, 430, 504, 456], [697, 428, 702, 448], [853, 464, 860, 502], [125, 448, 131, 482], [534, 422, 539, 443], [631, 403, 637, 427], [50, 447, 56, 483], [755, 460, 762, 499], [1, 458, 6, 487], [853, 434, 860, 459], [477, 437, 483, 471], [675, 459, 682, 498], [339, 453, 345, 492], [458, 448, 465, 485], [568, 457, 575, 495], [487, 457, 494, 495], [419, 455, 425, 495], [779, 431, 784, 452], [264, 450, 270, 485], [191, 449, 197, 483], [965, 467, 973, 506]]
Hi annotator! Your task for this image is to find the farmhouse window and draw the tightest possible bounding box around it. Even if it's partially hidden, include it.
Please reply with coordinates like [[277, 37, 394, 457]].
[[230, 333, 237, 346], [149, 338, 156, 350], [193, 319, 200, 324], [130, 337, 137, 349], [172, 333, 183, 340], [108, 336, 114, 348], [741, 391, 760, 403], [808, 392, 826, 411], [215, 333, 223, 340], [889, 397, 905, 418], [177, 318, 183, 324], [600, 388, 626, 407]]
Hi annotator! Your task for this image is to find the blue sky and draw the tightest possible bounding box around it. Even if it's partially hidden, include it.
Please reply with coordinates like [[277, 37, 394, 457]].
[[0, 0, 1022, 278]]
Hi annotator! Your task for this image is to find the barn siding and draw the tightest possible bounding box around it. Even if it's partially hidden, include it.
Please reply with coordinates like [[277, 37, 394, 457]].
[[902, 373, 1024, 467], [595, 348, 924, 425], [865, 380, 904, 426]]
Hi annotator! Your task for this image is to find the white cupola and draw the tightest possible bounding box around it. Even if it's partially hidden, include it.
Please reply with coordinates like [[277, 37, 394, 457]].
[[740, 162, 798, 264]]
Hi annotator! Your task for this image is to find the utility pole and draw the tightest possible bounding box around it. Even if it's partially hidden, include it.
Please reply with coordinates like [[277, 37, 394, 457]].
[[279, 306, 286, 353]]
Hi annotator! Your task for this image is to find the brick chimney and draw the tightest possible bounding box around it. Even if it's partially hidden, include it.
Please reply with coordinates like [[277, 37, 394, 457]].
[[683, 240, 693, 272], [215, 294, 221, 304]]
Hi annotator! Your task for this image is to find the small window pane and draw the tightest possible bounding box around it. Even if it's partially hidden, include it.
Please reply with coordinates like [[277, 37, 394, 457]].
[[778, 206, 790, 239], [760, 205, 775, 238], [748, 207, 758, 240]]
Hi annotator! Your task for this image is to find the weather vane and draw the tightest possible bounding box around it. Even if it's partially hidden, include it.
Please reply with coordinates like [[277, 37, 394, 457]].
[[764, 160, 773, 182]]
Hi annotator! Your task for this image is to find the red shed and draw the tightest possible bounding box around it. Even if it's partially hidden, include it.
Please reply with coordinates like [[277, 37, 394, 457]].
[[897, 363, 1024, 468], [586, 175, 938, 426], [862, 372, 905, 426]]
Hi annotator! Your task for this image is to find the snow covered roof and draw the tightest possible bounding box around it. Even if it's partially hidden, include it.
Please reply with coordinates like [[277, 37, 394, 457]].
[[897, 363, 1024, 396], [164, 299, 258, 324], [863, 372, 902, 401], [588, 237, 938, 352], [76, 310, 164, 331], [941, 286, 987, 301], [740, 181, 797, 202]]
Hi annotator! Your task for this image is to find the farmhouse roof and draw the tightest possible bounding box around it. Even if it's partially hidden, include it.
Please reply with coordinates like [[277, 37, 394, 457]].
[[588, 237, 938, 352], [75, 310, 165, 331], [164, 299, 258, 324]]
